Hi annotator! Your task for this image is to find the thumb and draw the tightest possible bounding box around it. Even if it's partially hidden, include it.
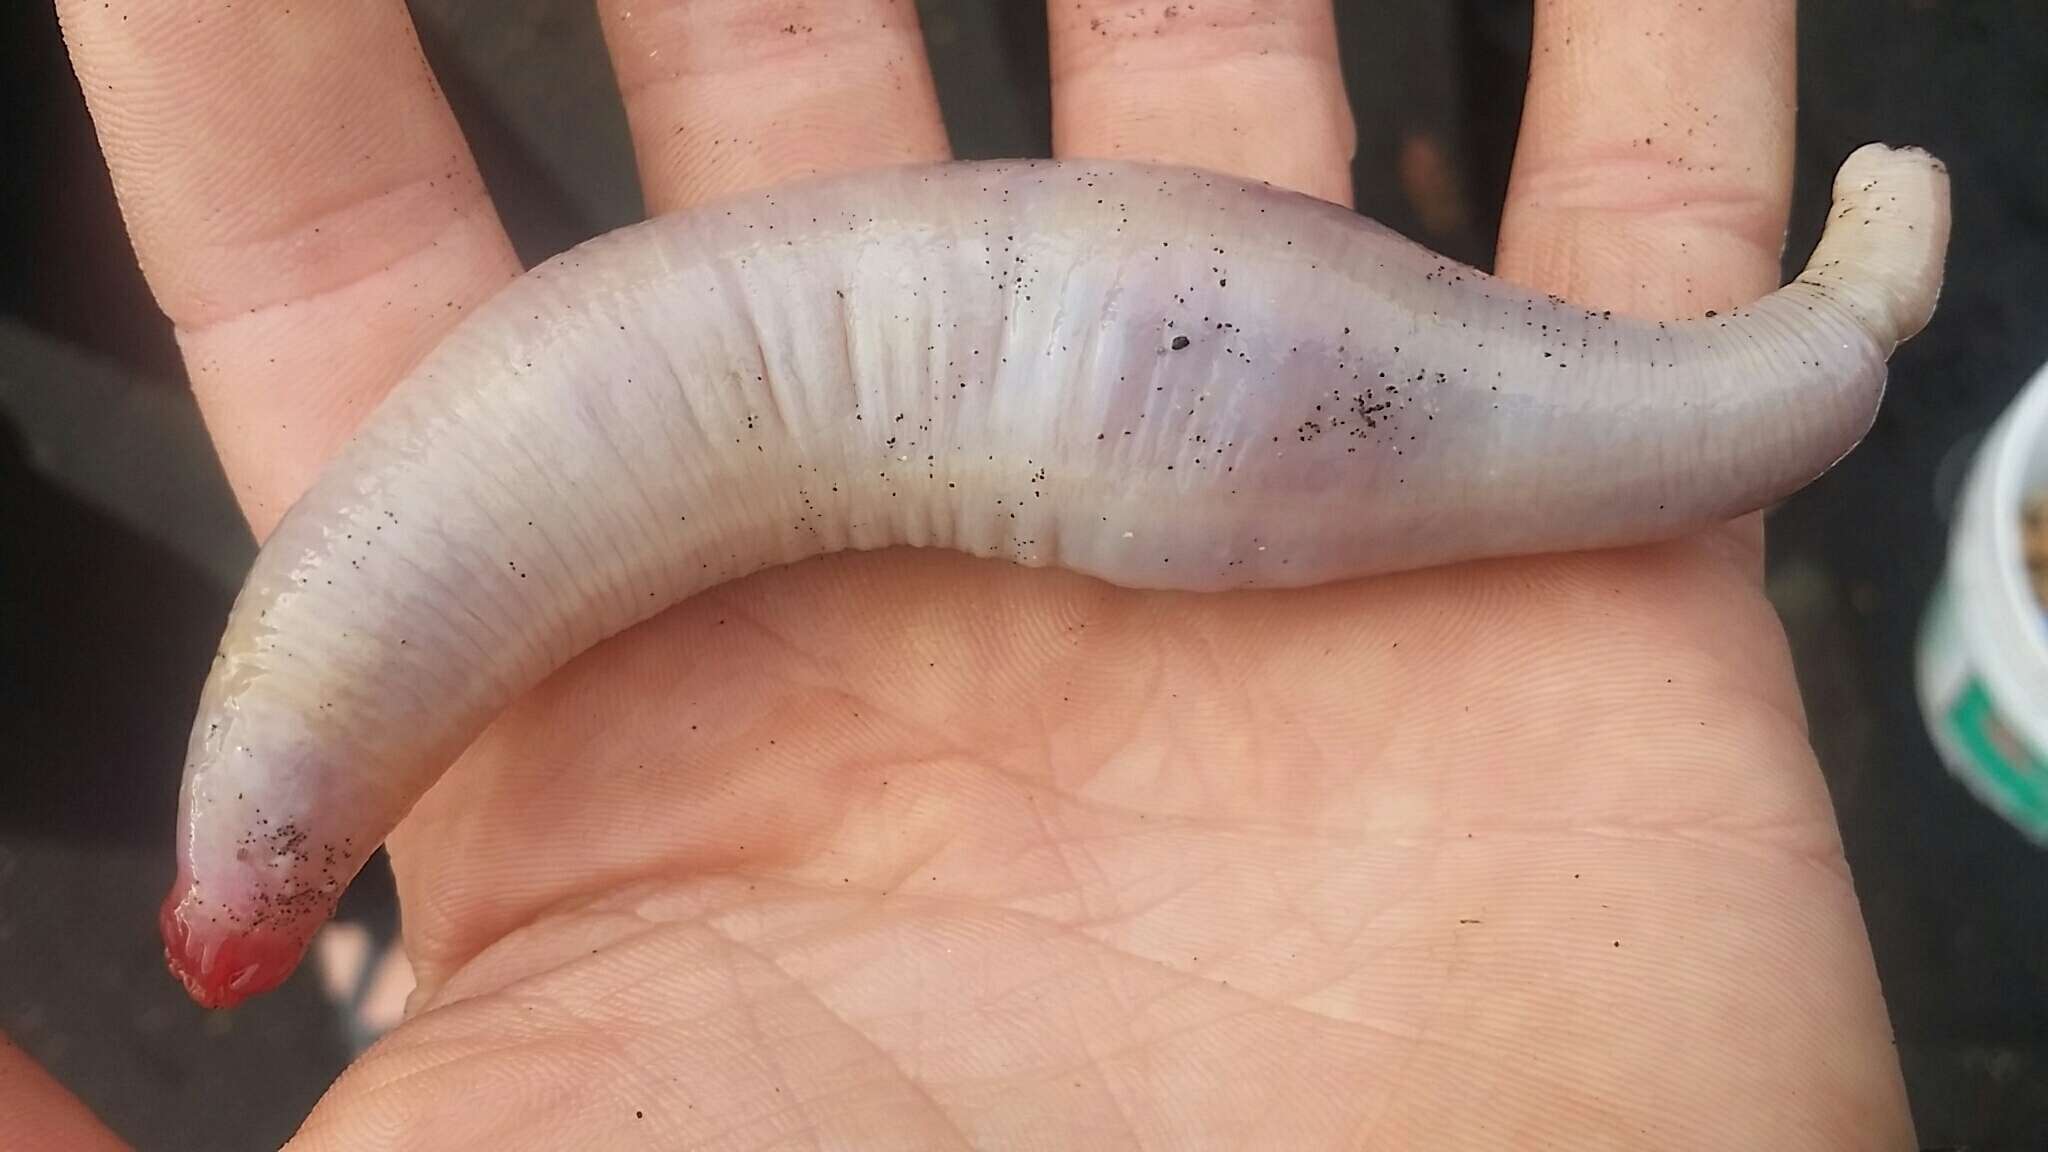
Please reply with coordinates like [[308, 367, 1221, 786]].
[[0, 1032, 131, 1151]]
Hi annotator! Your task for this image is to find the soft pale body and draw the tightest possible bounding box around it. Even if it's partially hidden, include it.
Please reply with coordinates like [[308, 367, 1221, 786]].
[[162, 145, 1950, 1007]]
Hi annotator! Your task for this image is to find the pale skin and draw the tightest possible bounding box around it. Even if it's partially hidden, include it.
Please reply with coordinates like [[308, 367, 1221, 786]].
[[14, 1, 1914, 1148]]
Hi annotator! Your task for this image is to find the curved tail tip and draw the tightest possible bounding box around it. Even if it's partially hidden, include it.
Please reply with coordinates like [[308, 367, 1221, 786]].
[[1810, 142, 1953, 345], [1841, 141, 1948, 177], [160, 887, 308, 1009]]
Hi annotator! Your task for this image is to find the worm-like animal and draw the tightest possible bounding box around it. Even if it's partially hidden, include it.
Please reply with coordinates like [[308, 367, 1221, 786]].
[[162, 144, 1949, 1008]]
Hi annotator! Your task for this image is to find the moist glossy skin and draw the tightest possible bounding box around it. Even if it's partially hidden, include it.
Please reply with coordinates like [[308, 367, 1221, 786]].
[[161, 143, 1949, 1008]]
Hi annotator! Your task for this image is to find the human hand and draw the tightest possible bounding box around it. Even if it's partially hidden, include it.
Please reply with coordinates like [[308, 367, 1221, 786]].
[[52, 0, 1913, 1147]]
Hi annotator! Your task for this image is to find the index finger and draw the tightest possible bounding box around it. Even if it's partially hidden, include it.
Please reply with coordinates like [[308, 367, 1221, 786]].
[[56, 1, 521, 535]]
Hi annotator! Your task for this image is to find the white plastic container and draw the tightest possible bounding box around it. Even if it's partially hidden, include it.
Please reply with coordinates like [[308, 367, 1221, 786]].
[[1916, 357, 2048, 844]]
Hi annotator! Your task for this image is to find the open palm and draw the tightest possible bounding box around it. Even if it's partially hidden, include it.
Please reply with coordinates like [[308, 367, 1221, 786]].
[[39, 1, 1913, 1147]]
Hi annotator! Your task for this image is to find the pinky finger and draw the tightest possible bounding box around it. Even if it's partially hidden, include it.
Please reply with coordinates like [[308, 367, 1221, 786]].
[[1493, 0, 1796, 319]]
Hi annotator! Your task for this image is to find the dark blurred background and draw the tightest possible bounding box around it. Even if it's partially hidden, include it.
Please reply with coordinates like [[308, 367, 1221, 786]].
[[3, 1, 2044, 1148]]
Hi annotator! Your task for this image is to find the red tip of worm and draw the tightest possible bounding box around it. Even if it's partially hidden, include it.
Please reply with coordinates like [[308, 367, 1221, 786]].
[[159, 887, 306, 1010]]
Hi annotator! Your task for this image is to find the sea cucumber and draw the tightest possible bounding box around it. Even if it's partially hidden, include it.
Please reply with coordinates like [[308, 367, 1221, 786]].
[[159, 143, 1950, 1008]]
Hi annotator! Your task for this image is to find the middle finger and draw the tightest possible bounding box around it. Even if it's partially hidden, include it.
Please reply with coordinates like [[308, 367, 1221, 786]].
[[595, 0, 953, 214], [1049, 0, 1355, 205]]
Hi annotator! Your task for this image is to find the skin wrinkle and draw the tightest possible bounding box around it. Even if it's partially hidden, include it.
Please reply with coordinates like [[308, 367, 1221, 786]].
[[1335, 928, 1612, 1148], [391, 770, 1867, 1139], [1070, 1034, 1150, 1152], [396, 724, 886, 990], [1335, 984, 1449, 1148], [780, 911, 1420, 1138], [695, 890, 897, 966], [699, 816, 1831, 1018], [394, 842, 626, 1001], [165, 180, 501, 332], [1040, 834, 1236, 931], [597, 0, 948, 215], [869, 815, 972, 899], [204, 311, 523, 535], [404, 546, 1846, 1013], [412, 906, 685, 1014], [308, 1002, 594, 1109], [1024, 755, 1112, 921], [175, 211, 507, 352], [1510, 150, 1785, 215], [734, 887, 1413, 1043], [60, 13, 473, 228], [693, 919, 978, 1150], [1261, 852, 1409, 967], [921, 623, 1556, 840], [1509, 165, 1788, 268], [1528, 822, 1859, 880], [1050, 3, 1355, 207], [601, 0, 926, 89], [441, 881, 1207, 1020], [1239, 878, 1412, 999], [1046, 961, 1160, 1152], [1064, 856, 1384, 1000], [1010, 839, 1211, 929], [1220, 679, 1388, 813]]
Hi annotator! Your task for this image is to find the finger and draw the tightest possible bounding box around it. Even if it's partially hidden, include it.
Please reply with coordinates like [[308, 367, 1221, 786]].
[[1048, 1, 1355, 206], [57, 1, 522, 534], [1493, 0, 1796, 573], [1494, 0, 1796, 319], [0, 1035, 130, 1152], [595, 0, 952, 214]]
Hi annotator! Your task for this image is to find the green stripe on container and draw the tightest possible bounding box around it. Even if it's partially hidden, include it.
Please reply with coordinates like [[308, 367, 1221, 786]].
[[1947, 678, 2048, 832]]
